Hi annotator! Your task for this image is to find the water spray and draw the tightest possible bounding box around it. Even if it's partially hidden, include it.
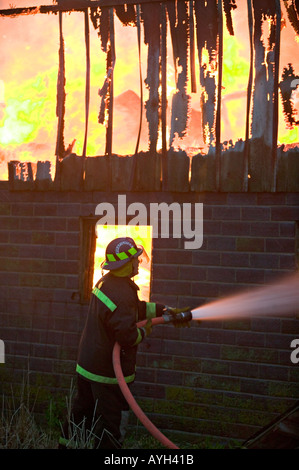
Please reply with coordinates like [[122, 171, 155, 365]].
[[113, 273, 299, 449], [191, 273, 299, 322]]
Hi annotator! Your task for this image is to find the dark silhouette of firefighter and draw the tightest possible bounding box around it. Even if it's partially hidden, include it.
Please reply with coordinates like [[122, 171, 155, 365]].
[[59, 237, 190, 449]]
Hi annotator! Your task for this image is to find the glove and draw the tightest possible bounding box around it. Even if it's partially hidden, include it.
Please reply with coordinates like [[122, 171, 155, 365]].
[[140, 318, 153, 338], [163, 306, 192, 328]]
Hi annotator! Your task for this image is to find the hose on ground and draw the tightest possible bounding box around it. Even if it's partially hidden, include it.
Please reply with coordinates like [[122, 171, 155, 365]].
[[112, 316, 179, 449]]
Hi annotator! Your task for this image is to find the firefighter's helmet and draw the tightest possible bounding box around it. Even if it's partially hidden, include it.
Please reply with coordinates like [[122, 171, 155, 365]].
[[101, 237, 143, 270]]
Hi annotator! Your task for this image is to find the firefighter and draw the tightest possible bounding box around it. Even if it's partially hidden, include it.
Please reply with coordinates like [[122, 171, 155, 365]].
[[59, 236, 189, 449]]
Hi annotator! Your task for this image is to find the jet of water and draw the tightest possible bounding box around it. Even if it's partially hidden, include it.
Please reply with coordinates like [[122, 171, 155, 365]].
[[191, 273, 299, 322]]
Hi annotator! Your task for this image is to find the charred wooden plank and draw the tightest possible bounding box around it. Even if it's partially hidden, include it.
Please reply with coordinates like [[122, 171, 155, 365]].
[[244, 0, 254, 192], [0, 0, 190, 18], [194, 0, 218, 146], [189, 1, 197, 93], [8, 161, 36, 191], [35, 161, 53, 191], [167, 149, 190, 192], [83, 156, 110, 190], [82, 9, 90, 159], [167, 0, 190, 147], [55, 10, 66, 183], [223, 0, 237, 36], [279, 63, 299, 128], [161, 3, 168, 189], [141, 2, 161, 154], [59, 154, 84, 191], [115, 4, 136, 25], [283, 0, 299, 36], [251, 0, 277, 147], [215, 0, 223, 191], [190, 152, 216, 192]]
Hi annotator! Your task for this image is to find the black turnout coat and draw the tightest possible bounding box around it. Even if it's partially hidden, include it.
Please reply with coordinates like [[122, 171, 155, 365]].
[[76, 272, 164, 384]]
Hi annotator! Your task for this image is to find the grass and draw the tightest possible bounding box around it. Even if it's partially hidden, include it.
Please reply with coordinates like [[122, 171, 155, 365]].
[[0, 374, 238, 449]]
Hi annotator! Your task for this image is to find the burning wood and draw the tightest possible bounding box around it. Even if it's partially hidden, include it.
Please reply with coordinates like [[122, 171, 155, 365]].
[[141, 3, 160, 154], [1, 0, 299, 187], [167, 0, 190, 147], [194, 0, 218, 145], [55, 11, 66, 161], [279, 63, 299, 127], [251, 0, 279, 147]]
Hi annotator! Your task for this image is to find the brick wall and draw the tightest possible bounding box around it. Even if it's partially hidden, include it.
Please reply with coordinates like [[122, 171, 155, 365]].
[[0, 183, 298, 446]]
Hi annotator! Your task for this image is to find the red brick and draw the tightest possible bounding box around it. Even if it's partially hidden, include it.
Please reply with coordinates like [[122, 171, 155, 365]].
[[9, 231, 32, 244], [56, 203, 81, 217], [0, 217, 19, 230], [259, 364, 288, 381], [163, 249, 193, 265], [236, 331, 265, 347], [236, 268, 265, 284], [250, 222, 280, 237], [66, 246, 80, 261], [55, 232, 80, 246], [279, 255, 297, 270], [34, 203, 57, 216], [207, 267, 235, 282], [153, 264, 179, 280], [192, 251, 221, 267], [17, 245, 43, 258], [12, 204, 34, 216], [212, 206, 241, 220], [207, 236, 236, 251], [271, 207, 299, 221], [0, 272, 19, 285], [241, 207, 271, 221], [152, 279, 192, 296], [191, 282, 220, 298], [227, 193, 257, 205], [202, 220, 222, 235], [202, 193, 228, 205], [179, 265, 206, 281], [0, 232, 9, 243], [236, 237, 264, 252], [221, 253, 250, 267], [67, 217, 80, 232], [66, 276, 79, 290], [42, 245, 66, 260], [222, 221, 251, 236], [44, 217, 67, 231], [32, 231, 56, 245], [193, 342, 221, 359], [279, 222, 295, 237], [250, 253, 279, 269], [265, 238, 295, 253], [257, 193, 286, 205], [19, 217, 43, 231], [56, 260, 79, 275]]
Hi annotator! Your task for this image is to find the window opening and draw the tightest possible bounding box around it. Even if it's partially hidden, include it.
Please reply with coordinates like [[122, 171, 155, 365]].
[[93, 224, 153, 301]]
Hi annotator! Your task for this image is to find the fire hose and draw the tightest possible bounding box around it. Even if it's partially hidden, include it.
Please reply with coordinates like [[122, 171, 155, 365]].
[[112, 310, 193, 450]]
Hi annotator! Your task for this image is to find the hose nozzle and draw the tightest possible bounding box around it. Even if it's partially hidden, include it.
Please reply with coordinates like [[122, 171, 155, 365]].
[[162, 309, 193, 325]]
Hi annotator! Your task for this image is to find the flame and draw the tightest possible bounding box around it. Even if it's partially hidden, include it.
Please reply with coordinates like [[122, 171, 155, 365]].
[[0, 0, 299, 180]]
